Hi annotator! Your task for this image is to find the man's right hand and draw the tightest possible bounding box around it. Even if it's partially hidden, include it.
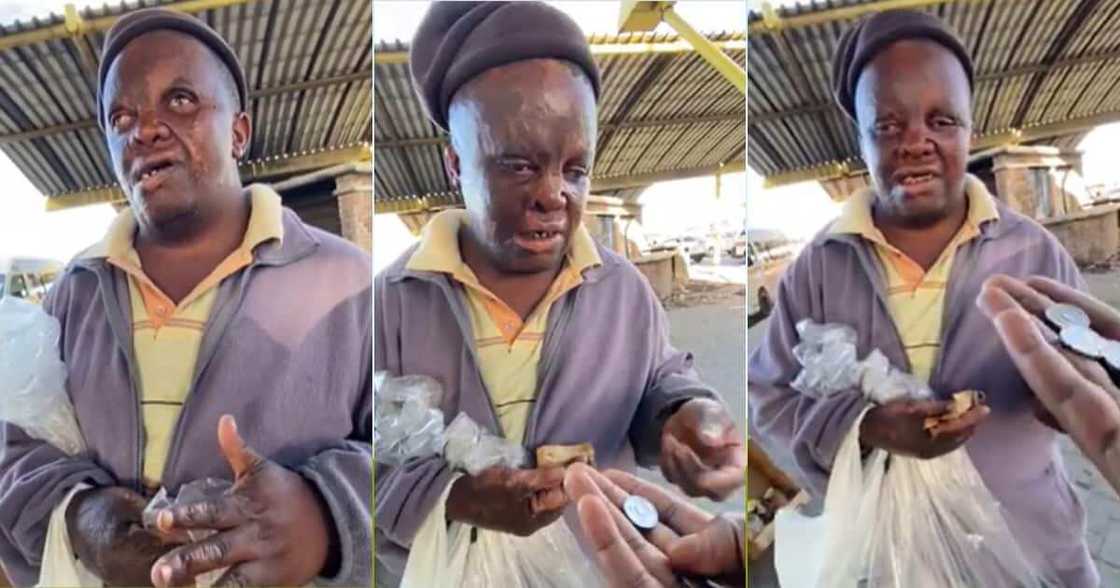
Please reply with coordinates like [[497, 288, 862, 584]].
[[445, 466, 568, 536], [859, 398, 989, 459], [66, 486, 178, 586]]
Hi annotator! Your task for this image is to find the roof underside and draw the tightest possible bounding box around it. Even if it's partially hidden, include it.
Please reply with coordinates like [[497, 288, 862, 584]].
[[374, 31, 746, 211], [749, 0, 1120, 183], [0, 0, 372, 202]]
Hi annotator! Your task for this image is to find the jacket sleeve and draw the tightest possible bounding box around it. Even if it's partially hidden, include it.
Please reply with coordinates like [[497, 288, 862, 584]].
[[747, 250, 872, 498], [298, 304, 373, 587], [371, 273, 458, 574], [0, 272, 116, 583], [628, 267, 722, 468]]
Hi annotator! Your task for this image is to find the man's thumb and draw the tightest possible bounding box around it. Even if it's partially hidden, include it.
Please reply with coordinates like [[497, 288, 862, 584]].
[[218, 414, 263, 478]]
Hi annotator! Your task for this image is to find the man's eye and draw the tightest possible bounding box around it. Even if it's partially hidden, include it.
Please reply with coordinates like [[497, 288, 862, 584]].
[[169, 93, 195, 108], [501, 160, 535, 174], [566, 167, 589, 181], [933, 117, 957, 128], [874, 121, 899, 134], [110, 113, 134, 131]]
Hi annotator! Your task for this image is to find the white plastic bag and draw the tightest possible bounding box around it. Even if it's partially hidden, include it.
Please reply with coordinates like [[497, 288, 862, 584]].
[[402, 475, 602, 588], [0, 296, 85, 455], [776, 321, 1052, 587]]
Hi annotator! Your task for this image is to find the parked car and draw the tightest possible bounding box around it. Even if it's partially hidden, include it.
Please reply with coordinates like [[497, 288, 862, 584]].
[[1, 258, 63, 304]]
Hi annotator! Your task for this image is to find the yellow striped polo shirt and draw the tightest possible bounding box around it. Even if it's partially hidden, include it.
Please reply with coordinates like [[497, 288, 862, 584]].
[[86, 186, 284, 486], [829, 177, 999, 382], [406, 209, 601, 443]]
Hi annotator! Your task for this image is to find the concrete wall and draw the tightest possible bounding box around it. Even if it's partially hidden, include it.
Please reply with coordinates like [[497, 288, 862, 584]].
[[1042, 204, 1120, 266], [633, 250, 688, 300]]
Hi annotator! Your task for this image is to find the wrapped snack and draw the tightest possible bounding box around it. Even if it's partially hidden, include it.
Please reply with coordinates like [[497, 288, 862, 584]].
[[924, 390, 984, 431], [374, 373, 445, 466], [536, 443, 595, 468], [0, 296, 85, 456], [443, 412, 526, 475]]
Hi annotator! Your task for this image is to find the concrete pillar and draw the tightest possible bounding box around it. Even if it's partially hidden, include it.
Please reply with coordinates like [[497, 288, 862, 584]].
[[991, 146, 1084, 220], [334, 170, 372, 253]]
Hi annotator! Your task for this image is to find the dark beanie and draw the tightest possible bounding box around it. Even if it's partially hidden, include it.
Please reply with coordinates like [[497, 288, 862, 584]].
[[97, 8, 248, 129], [832, 9, 973, 121], [410, 1, 601, 132]]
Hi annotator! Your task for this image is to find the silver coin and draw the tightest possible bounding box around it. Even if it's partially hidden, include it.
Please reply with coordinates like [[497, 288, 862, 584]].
[[1046, 303, 1091, 331], [623, 495, 658, 531], [1103, 340, 1120, 372], [1061, 325, 1106, 359]]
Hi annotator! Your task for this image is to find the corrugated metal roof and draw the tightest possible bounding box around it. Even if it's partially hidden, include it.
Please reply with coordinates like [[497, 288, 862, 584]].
[[374, 31, 746, 209], [748, 0, 1120, 180], [0, 0, 372, 199]]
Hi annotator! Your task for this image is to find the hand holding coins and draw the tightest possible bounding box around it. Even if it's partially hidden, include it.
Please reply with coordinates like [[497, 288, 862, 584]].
[[978, 274, 1120, 496], [564, 464, 745, 588]]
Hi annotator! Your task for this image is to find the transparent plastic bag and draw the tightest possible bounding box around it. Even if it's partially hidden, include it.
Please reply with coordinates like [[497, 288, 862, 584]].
[[777, 321, 1053, 587], [373, 372, 526, 473], [0, 296, 85, 456], [142, 478, 233, 587]]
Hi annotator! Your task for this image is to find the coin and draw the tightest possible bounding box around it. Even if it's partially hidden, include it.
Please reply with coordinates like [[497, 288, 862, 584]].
[[1046, 303, 1091, 331], [1103, 340, 1120, 372], [623, 495, 658, 531], [1061, 325, 1106, 359]]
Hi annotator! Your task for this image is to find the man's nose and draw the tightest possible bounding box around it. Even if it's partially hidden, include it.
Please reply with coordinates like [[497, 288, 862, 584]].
[[898, 122, 935, 158], [131, 111, 170, 146], [530, 171, 568, 212]]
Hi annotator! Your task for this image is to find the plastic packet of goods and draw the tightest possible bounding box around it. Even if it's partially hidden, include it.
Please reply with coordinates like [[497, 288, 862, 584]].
[[0, 296, 85, 456], [442, 412, 527, 476], [373, 372, 446, 466], [142, 478, 233, 587], [791, 320, 863, 397]]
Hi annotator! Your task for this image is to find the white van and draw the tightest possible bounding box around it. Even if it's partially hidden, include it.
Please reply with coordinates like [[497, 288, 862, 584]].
[[747, 233, 798, 321]]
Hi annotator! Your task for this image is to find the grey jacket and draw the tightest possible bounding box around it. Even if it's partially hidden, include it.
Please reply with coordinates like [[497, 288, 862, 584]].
[[0, 206, 372, 587], [374, 242, 719, 574], [749, 196, 1097, 586]]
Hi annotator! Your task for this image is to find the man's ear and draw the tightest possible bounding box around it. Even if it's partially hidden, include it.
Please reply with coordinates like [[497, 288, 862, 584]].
[[444, 143, 461, 188], [231, 112, 252, 160]]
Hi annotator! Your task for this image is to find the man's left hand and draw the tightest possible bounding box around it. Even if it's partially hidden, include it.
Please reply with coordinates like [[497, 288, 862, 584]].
[[149, 415, 340, 587], [659, 398, 745, 500]]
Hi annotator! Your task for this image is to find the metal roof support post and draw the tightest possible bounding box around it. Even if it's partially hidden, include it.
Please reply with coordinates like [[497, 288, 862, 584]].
[[617, 1, 745, 94]]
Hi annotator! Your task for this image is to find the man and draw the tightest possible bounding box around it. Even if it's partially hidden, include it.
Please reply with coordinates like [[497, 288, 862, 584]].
[[748, 9, 1096, 586], [0, 8, 372, 587], [374, 1, 744, 583]]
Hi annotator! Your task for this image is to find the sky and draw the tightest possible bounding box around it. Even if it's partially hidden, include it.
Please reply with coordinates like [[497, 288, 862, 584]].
[[0, 0, 115, 262]]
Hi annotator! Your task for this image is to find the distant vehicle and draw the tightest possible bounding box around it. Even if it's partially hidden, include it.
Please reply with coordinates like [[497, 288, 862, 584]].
[[678, 235, 712, 262], [747, 233, 798, 321], [1, 257, 63, 304], [731, 230, 747, 258]]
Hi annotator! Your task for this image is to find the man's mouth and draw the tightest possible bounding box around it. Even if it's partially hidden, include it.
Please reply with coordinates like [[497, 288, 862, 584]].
[[899, 173, 935, 186], [513, 230, 564, 254], [133, 161, 177, 192]]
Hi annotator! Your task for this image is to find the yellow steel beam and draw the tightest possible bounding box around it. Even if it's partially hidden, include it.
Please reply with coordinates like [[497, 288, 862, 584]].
[[44, 186, 123, 211], [47, 144, 372, 211], [660, 6, 745, 94], [592, 160, 746, 191], [0, 0, 259, 52], [749, 0, 977, 35], [374, 195, 461, 215], [762, 162, 852, 189], [240, 144, 371, 182], [374, 37, 745, 65]]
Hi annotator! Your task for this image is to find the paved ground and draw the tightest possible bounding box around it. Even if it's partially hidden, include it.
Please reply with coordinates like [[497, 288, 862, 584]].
[[746, 270, 1120, 586], [643, 287, 746, 516]]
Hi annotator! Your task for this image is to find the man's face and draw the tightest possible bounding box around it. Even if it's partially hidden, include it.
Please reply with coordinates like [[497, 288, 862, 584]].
[[446, 58, 596, 275], [854, 40, 972, 228], [101, 30, 249, 228]]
